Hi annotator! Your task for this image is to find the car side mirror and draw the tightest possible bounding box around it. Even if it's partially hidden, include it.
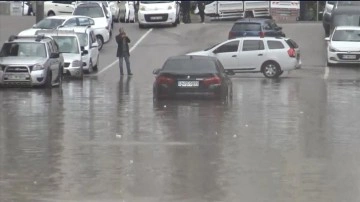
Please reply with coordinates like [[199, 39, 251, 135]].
[[82, 50, 89, 56], [81, 46, 85, 51], [324, 37, 330, 41], [50, 52, 60, 58], [153, 68, 161, 75], [225, 70, 235, 76]]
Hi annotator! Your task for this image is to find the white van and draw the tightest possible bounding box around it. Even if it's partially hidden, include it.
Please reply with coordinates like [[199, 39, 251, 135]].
[[137, 1, 180, 28]]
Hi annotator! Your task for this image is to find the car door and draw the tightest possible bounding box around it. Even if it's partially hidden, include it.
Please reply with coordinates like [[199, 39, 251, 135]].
[[46, 42, 59, 80], [89, 31, 99, 65], [239, 39, 266, 70], [211, 40, 240, 70]]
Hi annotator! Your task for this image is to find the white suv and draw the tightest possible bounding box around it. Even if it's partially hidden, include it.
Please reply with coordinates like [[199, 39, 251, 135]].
[[188, 36, 301, 78], [44, 1, 76, 16], [73, 2, 112, 50], [58, 26, 100, 73]]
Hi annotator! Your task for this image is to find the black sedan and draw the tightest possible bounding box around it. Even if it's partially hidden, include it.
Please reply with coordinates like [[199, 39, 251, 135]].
[[153, 55, 233, 100]]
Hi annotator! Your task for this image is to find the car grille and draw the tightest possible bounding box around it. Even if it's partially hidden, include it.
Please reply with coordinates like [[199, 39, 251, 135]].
[[144, 14, 168, 22], [64, 63, 70, 67], [337, 53, 360, 60], [4, 66, 31, 73]]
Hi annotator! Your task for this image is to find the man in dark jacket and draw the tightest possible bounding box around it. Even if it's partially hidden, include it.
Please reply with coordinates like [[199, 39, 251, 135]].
[[198, 1, 205, 23], [116, 27, 132, 76]]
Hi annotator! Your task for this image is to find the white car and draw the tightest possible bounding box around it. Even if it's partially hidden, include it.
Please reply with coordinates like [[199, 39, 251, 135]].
[[18, 15, 95, 36], [73, 2, 112, 50], [138, 1, 180, 28], [187, 36, 301, 78], [325, 26, 360, 66], [35, 30, 87, 79], [58, 26, 100, 73], [44, 1, 76, 16]]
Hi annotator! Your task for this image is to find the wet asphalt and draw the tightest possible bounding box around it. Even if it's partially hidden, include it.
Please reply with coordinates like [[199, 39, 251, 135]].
[[1, 16, 360, 202]]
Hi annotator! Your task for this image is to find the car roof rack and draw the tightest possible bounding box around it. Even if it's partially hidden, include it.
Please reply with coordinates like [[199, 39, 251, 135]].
[[8, 34, 52, 42]]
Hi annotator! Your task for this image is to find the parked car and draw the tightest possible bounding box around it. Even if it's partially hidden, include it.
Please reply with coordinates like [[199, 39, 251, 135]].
[[18, 15, 95, 36], [44, 1, 76, 16], [187, 36, 301, 78], [325, 26, 360, 66], [228, 18, 285, 39], [322, 1, 336, 36], [58, 26, 100, 73], [0, 35, 64, 88], [35, 30, 86, 79], [138, 1, 180, 28], [152, 55, 233, 100], [73, 2, 112, 50], [118, 1, 136, 23], [329, 6, 360, 36]]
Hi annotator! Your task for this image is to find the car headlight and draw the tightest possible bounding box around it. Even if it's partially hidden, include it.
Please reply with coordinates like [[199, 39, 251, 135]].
[[72, 60, 82, 67], [33, 64, 45, 71], [168, 6, 172, 10], [329, 45, 338, 52], [140, 6, 145, 11]]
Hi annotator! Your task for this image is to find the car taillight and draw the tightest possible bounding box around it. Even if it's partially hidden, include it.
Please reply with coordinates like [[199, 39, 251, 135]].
[[203, 76, 221, 86], [156, 75, 175, 85], [259, 31, 265, 38], [287, 48, 296, 57], [228, 32, 234, 39]]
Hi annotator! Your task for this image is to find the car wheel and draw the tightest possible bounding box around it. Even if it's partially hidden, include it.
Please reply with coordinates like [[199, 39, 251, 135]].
[[262, 61, 282, 78], [47, 11, 55, 16], [96, 35, 104, 51], [44, 71, 52, 88]]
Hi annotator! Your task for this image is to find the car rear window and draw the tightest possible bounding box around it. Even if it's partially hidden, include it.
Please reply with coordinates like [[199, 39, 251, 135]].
[[231, 23, 261, 32], [285, 39, 299, 48], [162, 58, 218, 74], [267, 40, 285, 49]]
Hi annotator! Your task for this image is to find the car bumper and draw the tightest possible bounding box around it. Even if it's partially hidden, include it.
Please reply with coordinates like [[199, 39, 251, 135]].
[[154, 84, 222, 99], [138, 10, 177, 25], [327, 51, 360, 64], [0, 69, 48, 87], [281, 58, 302, 71], [63, 63, 83, 77]]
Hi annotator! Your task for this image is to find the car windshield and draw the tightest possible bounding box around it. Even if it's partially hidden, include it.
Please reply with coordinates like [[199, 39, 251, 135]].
[[332, 29, 360, 42], [76, 33, 88, 47], [34, 18, 65, 29], [162, 58, 218, 74], [52, 36, 80, 54], [140, 1, 173, 3], [337, 1, 360, 6], [333, 15, 360, 27], [232, 23, 261, 32], [73, 6, 104, 18], [0, 42, 46, 57]]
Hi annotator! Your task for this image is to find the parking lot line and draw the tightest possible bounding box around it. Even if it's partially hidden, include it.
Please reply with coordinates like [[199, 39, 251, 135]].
[[324, 65, 330, 79], [96, 28, 153, 75]]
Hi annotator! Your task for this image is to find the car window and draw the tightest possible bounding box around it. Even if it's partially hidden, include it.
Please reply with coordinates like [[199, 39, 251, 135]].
[[73, 5, 105, 18], [231, 23, 261, 32], [267, 40, 285, 49], [0, 42, 47, 58], [333, 15, 360, 27], [332, 29, 360, 42], [47, 42, 54, 54], [35, 18, 65, 29], [78, 17, 90, 26], [76, 33, 88, 47], [63, 18, 77, 27], [263, 22, 272, 30], [214, 41, 239, 53], [52, 36, 80, 54], [162, 58, 218, 74], [242, 40, 265, 51], [285, 39, 299, 48], [270, 21, 278, 29], [102, 4, 109, 16]]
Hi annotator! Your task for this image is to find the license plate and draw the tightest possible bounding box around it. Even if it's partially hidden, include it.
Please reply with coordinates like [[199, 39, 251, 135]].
[[6, 74, 27, 80], [178, 81, 199, 87], [342, 54, 356, 59], [151, 16, 162, 20]]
